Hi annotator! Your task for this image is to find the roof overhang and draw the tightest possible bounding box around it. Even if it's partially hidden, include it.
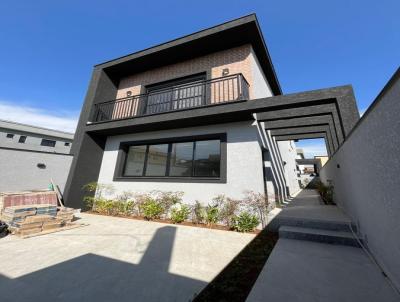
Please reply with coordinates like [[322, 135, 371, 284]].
[[85, 85, 359, 157], [94, 14, 282, 95]]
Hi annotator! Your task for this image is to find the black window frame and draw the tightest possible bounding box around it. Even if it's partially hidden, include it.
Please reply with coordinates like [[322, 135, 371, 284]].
[[18, 135, 27, 143], [114, 133, 227, 183], [41, 139, 56, 147], [6, 133, 14, 139]]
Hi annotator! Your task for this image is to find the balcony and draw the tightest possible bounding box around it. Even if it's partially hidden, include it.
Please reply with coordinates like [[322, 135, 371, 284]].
[[91, 74, 249, 123]]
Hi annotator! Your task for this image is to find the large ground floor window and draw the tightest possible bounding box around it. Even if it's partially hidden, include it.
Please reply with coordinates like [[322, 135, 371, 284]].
[[114, 134, 226, 183]]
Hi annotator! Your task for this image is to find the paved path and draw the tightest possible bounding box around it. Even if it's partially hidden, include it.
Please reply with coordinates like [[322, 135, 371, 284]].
[[0, 213, 254, 302], [246, 238, 399, 302], [268, 189, 351, 231], [248, 189, 400, 301]]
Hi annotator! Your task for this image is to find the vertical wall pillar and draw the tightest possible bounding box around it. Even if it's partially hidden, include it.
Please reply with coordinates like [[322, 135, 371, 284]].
[[63, 68, 118, 209]]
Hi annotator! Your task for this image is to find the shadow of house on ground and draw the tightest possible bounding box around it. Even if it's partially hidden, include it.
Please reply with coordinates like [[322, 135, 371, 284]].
[[0, 226, 206, 302]]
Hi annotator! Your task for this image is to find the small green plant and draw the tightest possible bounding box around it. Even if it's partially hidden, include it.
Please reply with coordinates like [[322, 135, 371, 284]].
[[92, 198, 108, 214], [141, 198, 164, 220], [315, 181, 334, 204], [170, 204, 191, 224], [242, 191, 269, 228], [232, 212, 259, 232], [192, 201, 205, 224], [82, 182, 115, 211], [219, 197, 241, 228], [205, 204, 219, 227], [156, 191, 184, 213]]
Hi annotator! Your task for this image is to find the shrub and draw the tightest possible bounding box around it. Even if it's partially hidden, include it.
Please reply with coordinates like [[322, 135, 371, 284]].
[[110, 200, 127, 215], [232, 212, 259, 232], [82, 182, 115, 211], [242, 191, 269, 228], [170, 204, 191, 224], [219, 197, 241, 228], [141, 197, 164, 220], [192, 201, 205, 224], [155, 191, 184, 216], [205, 204, 219, 226], [92, 198, 108, 214], [83, 196, 95, 210], [124, 200, 136, 215], [315, 181, 334, 204]]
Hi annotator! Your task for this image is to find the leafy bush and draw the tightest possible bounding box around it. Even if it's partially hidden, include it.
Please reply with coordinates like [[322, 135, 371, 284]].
[[205, 204, 219, 226], [219, 197, 241, 228], [91, 198, 108, 214], [141, 197, 164, 220], [170, 204, 191, 224], [82, 182, 115, 211], [157, 191, 184, 213], [83, 196, 95, 210], [315, 181, 334, 204], [242, 191, 269, 228], [232, 212, 259, 232], [192, 201, 205, 224]]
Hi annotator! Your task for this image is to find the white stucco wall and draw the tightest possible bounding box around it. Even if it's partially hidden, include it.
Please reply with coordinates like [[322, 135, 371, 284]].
[[97, 121, 265, 204], [277, 140, 300, 196], [249, 47, 273, 99]]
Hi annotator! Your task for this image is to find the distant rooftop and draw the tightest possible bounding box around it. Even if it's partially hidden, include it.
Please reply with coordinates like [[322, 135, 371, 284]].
[[0, 119, 74, 140]]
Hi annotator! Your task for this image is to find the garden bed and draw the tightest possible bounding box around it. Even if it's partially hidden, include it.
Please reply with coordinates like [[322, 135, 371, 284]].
[[86, 211, 261, 234]]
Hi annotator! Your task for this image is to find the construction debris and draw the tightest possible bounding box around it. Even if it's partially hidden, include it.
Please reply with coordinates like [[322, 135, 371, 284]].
[[1, 204, 78, 237], [0, 190, 58, 210]]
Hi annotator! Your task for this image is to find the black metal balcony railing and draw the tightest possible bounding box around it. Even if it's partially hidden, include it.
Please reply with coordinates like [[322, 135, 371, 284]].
[[91, 73, 249, 123]]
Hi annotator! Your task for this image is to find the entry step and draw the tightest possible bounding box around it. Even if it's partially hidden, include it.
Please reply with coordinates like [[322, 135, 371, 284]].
[[269, 216, 357, 232], [279, 225, 362, 247]]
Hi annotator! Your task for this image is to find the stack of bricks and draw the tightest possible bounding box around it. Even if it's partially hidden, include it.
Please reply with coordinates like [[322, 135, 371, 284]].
[[56, 207, 75, 224], [1, 205, 75, 236]]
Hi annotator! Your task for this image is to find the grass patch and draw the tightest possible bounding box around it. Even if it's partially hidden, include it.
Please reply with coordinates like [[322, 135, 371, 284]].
[[193, 229, 278, 302]]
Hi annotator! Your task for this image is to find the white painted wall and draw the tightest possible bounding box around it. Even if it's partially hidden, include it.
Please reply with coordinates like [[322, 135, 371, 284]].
[[97, 121, 265, 204], [249, 47, 273, 99], [277, 140, 301, 196]]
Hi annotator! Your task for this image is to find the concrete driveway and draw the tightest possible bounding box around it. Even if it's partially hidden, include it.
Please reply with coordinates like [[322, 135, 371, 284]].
[[0, 213, 254, 302]]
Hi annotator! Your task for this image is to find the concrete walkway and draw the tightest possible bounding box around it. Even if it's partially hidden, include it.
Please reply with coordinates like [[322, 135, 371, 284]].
[[268, 189, 352, 232], [246, 238, 399, 302], [0, 213, 255, 302], [247, 189, 400, 302]]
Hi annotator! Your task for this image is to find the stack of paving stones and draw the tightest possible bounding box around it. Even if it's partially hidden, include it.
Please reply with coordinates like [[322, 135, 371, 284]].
[[1, 205, 75, 236]]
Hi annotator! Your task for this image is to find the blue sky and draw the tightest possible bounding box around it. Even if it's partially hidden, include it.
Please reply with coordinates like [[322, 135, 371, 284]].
[[0, 1, 398, 155]]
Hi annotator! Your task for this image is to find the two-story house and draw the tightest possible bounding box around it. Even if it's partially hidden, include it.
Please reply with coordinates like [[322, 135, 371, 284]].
[[64, 14, 359, 209]]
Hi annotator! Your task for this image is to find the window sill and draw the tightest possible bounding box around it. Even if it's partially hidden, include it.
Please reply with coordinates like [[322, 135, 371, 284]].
[[113, 176, 226, 183]]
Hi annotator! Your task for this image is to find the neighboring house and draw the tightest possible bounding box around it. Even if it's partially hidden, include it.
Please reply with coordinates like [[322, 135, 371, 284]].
[[0, 119, 74, 192], [64, 14, 359, 209]]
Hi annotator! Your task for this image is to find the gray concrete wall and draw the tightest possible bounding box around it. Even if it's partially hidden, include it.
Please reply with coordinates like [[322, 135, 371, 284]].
[[0, 119, 73, 154], [277, 140, 301, 195], [0, 148, 73, 192], [0, 130, 72, 154], [319, 69, 400, 289]]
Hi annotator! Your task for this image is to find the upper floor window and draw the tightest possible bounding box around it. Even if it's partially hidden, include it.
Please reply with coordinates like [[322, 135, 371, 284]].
[[18, 136, 27, 143], [64, 142, 70, 146], [116, 134, 226, 182], [41, 139, 56, 147], [6, 133, 14, 138]]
